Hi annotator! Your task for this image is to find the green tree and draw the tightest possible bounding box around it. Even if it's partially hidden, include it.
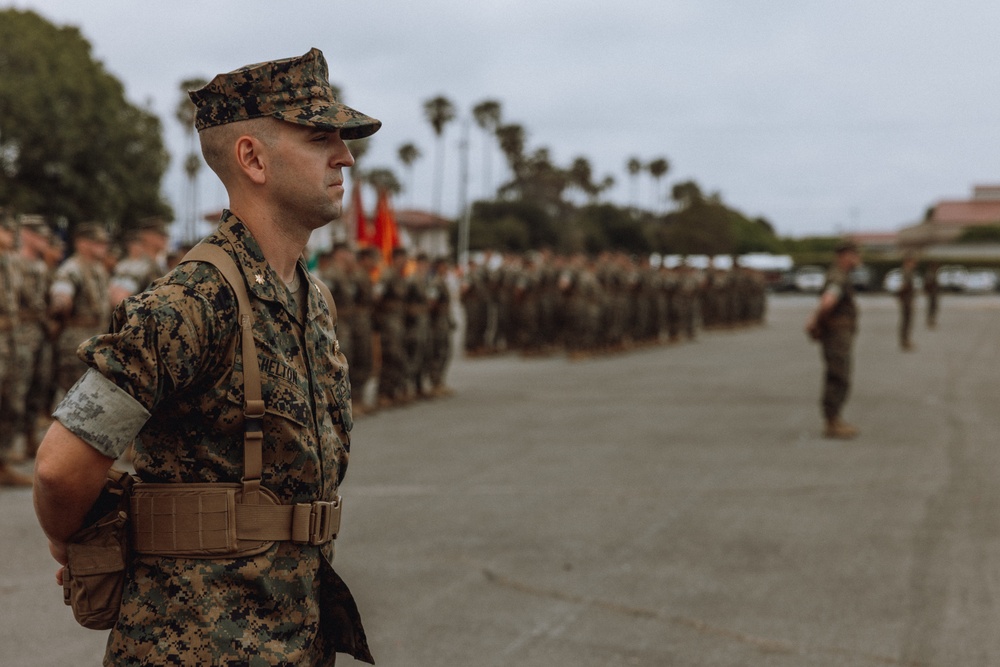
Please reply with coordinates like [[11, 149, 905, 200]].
[[397, 142, 421, 206], [647, 157, 670, 211], [423, 95, 456, 214], [626, 157, 643, 207], [0, 9, 171, 234], [363, 167, 402, 196], [495, 123, 526, 178]]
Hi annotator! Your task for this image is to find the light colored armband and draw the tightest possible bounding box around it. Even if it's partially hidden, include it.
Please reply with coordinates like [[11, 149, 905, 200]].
[[53, 369, 151, 459]]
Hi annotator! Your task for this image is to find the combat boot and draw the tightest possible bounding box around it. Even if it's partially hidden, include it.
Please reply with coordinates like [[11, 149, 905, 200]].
[[824, 418, 859, 439]]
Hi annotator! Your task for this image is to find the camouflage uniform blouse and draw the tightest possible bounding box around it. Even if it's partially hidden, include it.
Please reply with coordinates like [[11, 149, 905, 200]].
[[54, 212, 372, 666]]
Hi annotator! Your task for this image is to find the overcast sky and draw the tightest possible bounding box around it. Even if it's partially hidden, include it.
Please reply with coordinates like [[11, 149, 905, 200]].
[[7, 0, 1000, 238]]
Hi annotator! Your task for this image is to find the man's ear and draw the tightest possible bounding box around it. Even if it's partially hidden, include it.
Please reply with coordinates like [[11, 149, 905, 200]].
[[234, 135, 268, 185]]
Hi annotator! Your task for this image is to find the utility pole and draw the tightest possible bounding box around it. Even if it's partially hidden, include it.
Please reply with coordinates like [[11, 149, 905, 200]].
[[457, 118, 472, 272]]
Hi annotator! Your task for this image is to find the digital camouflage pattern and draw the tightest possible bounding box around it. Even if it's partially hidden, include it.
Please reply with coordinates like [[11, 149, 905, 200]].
[[59, 212, 371, 665], [189, 47, 381, 139]]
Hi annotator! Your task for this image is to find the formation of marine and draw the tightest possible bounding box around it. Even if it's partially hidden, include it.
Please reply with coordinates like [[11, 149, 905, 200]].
[[0, 212, 458, 486], [0, 206, 768, 487], [459, 249, 768, 359]]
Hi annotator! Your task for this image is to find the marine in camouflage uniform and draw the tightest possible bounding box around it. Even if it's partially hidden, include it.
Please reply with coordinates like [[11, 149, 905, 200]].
[[403, 253, 431, 396], [0, 214, 32, 485], [806, 240, 861, 439], [427, 258, 455, 394], [109, 217, 169, 306], [374, 247, 410, 405], [34, 48, 380, 665], [349, 248, 378, 412], [9, 215, 56, 460], [459, 258, 490, 355], [49, 222, 112, 395], [897, 255, 917, 351]]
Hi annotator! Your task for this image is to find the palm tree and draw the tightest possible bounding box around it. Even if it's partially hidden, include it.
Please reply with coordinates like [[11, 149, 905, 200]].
[[176, 77, 207, 243], [397, 142, 421, 207], [422, 95, 456, 215], [364, 167, 403, 196], [568, 156, 597, 203], [626, 157, 643, 209], [471, 99, 502, 198], [495, 123, 526, 178], [647, 157, 670, 212]]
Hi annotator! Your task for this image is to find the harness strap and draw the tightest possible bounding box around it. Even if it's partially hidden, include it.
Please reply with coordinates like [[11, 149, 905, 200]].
[[180, 243, 265, 503]]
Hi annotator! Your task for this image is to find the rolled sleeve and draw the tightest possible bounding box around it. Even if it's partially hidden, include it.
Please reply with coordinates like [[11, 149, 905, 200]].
[[54, 368, 151, 459]]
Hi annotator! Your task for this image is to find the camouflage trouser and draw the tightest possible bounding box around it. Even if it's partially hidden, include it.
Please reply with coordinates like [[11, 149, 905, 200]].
[[1, 325, 47, 450], [462, 298, 488, 352], [821, 328, 854, 420], [347, 310, 373, 392], [428, 318, 453, 386], [899, 299, 913, 346], [404, 315, 430, 390], [377, 313, 407, 399]]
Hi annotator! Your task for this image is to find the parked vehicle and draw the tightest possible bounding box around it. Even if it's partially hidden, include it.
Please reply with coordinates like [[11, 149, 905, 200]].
[[850, 265, 873, 291], [962, 268, 998, 294], [883, 268, 923, 294], [936, 265, 969, 292], [793, 265, 825, 293]]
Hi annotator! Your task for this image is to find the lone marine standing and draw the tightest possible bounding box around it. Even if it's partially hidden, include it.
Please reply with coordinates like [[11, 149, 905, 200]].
[[805, 240, 861, 439]]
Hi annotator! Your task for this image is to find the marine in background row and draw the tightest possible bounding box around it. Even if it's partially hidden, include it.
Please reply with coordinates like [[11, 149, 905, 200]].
[[318, 245, 455, 413], [0, 213, 170, 486], [460, 250, 767, 358]]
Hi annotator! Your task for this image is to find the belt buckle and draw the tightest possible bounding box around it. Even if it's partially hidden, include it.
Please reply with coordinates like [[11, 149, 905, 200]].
[[308, 496, 342, 545]]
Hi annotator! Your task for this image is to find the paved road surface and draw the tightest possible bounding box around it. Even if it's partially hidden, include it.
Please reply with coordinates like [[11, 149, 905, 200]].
[[3, 293, 999, 666]]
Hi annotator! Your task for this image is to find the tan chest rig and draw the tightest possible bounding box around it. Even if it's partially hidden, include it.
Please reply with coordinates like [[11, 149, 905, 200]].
[[129, 243, 342, 558]]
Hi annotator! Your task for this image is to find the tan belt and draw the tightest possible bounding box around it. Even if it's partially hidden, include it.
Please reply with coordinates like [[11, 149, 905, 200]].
[[131, 483, 341, 558]]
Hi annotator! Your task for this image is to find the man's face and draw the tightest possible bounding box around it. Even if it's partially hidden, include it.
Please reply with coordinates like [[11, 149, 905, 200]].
[[0, 227, 14, 250], [77, 237, 109, 261], [266, 122, 355, 232]]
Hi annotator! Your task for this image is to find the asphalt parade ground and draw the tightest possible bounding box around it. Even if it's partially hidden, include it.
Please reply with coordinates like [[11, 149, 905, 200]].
[[3, 293, 1000, 667]]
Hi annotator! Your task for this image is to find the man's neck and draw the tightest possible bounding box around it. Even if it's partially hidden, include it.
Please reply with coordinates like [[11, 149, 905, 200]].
[[231, 204, 310, 283]]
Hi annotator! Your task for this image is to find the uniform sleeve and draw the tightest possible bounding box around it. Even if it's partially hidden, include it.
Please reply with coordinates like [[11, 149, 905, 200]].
[[75, 271, 237, 413]]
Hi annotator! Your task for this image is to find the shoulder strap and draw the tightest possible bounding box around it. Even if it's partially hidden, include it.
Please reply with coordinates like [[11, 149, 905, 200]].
[[179, 243, 264, 504]]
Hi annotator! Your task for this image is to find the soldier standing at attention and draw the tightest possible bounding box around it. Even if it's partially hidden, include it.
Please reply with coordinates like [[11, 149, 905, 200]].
[[33, 48, 380, 665], [375, 247, 411, 406], [427, 257, 456, 396], [350, 247, 378, 414], [109, 217, 170, 305], [897, 254, 917, 351], [0, 213, 33, 486], [923, 260, 939, 329], [805, 240, 862, 439], [48, 222, 112, 397]]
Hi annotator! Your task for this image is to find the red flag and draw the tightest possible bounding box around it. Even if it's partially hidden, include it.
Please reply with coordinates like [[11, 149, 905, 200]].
[[351, 183, 373, 246], [371, 188, 399, 264]]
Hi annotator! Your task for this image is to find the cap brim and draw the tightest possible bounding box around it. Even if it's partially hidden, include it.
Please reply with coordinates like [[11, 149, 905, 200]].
[[274, 101, 381, 140]]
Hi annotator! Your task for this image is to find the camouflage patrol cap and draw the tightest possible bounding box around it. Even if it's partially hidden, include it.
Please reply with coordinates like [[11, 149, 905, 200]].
[[135, 216, 170, 236], [189, 48, 381, 139], [834, 239, 859, 254], [0, 209, 16, 231], [17, 214, 47, 231], [74, 222, 111, 243]]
